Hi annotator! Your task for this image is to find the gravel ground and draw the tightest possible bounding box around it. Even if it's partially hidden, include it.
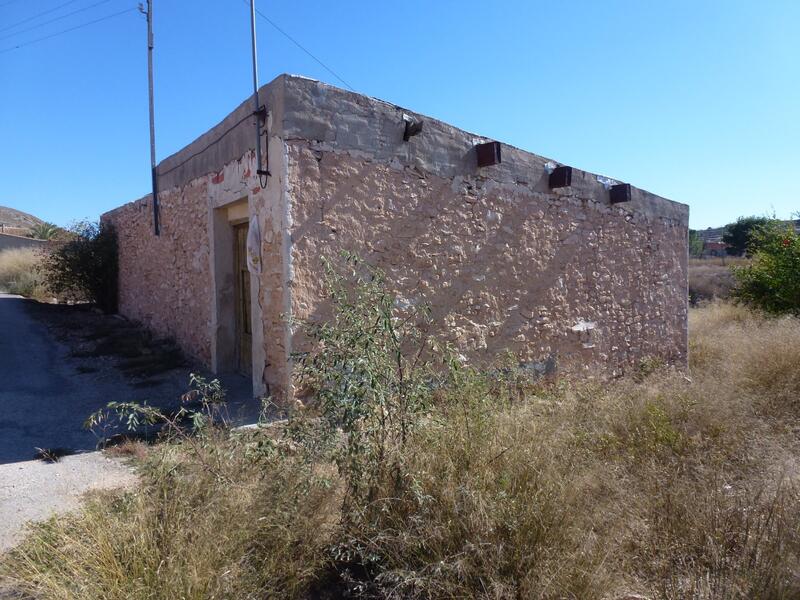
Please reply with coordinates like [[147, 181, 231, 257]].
[[0, 452, 136, 552]]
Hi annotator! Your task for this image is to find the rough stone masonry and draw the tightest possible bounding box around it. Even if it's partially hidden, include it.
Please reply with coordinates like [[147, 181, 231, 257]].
[[103, 74, 689, 402]]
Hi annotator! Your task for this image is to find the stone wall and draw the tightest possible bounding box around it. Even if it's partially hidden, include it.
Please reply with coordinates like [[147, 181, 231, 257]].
[[0, 233, 47, 253], [283, 76, 688, 378], [103, 180, 213, 364], [287, 145, 687, 378], [104, 74, 688, 401], [103, 79, 291, 398]]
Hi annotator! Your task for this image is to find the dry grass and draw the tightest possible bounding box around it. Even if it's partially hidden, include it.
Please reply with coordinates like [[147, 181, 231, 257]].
[[690, 302, 800, 420], [101, 439, 150, 461], [2, 304, 799, 599], [688, 258, 750, 304], [688, 258, 749, 304], [345, 306, 800, 598], [0, 247, 49, 300], [689, 257, 749, 268], [1, 433, 341, 600]]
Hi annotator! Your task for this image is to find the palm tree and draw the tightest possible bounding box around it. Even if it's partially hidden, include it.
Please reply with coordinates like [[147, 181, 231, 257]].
[[28, 222, 61, 240]]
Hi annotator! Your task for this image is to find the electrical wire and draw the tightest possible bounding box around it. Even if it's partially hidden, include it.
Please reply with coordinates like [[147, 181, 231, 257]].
[[163, 0, 362, 180], [0, 6, 137, 54], [156, 111, 255, 178], [0, 0, 117, 42], [0, 0, 23, 9], [241, 0, 355, 91], [0, 0, 82, 33]]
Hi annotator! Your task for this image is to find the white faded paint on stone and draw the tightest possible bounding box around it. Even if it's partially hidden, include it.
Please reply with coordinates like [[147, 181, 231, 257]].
[[571, 320, 597, 332]]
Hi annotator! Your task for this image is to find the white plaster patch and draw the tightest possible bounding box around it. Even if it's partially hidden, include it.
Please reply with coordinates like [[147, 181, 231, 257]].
[[596, 175, 619, 190], [394, 296, 418, 309], [485, 210, 501, 224], [571, 320, 597, 332]]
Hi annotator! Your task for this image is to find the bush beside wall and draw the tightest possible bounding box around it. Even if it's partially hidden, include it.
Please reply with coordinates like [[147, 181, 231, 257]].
[[42, 220, 118, 313], [733, 221, 800, 315]]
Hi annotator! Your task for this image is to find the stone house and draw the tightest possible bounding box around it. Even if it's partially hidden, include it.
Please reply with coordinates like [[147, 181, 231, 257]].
[[103, 74, 689, 401]]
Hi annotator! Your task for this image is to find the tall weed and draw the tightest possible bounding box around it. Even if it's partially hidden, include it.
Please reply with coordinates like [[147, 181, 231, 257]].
[[292, 252, 437, 512], [0, 247, 48, 299]]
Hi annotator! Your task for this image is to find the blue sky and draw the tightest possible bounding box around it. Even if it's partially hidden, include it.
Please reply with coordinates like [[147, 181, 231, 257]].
[[1, 0, 798, 230]]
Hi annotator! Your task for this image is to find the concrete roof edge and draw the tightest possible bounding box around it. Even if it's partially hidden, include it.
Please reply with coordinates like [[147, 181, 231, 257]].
[[153, 74, 288, 192], [278, 75, 688, 222], [107, 73, 687, 224], [101, 193, 152, 220]]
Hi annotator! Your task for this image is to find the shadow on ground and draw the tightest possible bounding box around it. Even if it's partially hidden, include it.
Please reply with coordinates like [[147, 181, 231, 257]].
[[0, 294, 261, 465]]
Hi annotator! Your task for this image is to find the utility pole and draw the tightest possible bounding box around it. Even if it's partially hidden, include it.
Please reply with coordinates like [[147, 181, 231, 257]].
[[250, 0, 269, 185], [144, 0, 159, 235]]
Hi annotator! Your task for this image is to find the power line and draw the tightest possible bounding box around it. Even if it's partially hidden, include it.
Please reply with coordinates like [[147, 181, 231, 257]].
[[0, 6, 137, 54], [242, 0, 355, 91], [0, 0, 117, 42], [0, 0, 23, 8], [0, 0, 82, 33], [157, 111, 254, 178]]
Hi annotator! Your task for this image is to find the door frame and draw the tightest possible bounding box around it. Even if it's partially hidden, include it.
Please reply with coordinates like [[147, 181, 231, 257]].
[[232, 220, 252, 376], [209, 198, 265, 397]]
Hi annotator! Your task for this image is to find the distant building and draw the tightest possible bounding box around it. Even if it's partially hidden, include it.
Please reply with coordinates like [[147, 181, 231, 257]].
[[696, 219, 799, 258], [702, 241, 728, 257]]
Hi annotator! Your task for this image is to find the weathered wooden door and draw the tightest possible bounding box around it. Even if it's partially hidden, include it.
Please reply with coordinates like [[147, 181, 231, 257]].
[[234, 222, 252, 376]]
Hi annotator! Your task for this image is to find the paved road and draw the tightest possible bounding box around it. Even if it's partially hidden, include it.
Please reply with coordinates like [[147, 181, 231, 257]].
[[0, 293, 142, 552], [0, 293, 118, 464], [0, 293, 260, 553], [0, 293, 260, 465]]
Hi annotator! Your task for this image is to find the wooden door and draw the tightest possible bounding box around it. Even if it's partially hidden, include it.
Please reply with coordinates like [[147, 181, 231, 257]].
[[234, 223, 252, 376]]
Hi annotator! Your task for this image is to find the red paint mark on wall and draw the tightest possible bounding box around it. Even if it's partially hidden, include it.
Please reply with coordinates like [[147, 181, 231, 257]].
[[211, 171, 224, 184]]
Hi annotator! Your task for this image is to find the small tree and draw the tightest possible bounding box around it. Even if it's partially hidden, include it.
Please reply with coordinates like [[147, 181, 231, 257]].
[[292, 252, 435, 511], [42, 220, 118, 312], [28, 222, 62, 241], [689, 229, 704, 258], [732, 221, 800, 315], [722, 216, 771, 256]]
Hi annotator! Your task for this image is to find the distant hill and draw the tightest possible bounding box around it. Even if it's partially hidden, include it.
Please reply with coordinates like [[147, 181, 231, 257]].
[[0, 205, 44, 236]]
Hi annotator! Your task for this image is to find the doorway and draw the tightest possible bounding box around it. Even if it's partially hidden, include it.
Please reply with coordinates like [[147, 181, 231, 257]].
[[233, 222, 252, 376]]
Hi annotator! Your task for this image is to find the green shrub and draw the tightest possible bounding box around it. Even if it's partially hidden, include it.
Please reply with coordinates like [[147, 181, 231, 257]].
[[722, 216, 771, 256], [689, 229, 704, 258], [292, 252, 436, 512], [732, 221, 800, 315], [42, 220, 118, 312]]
